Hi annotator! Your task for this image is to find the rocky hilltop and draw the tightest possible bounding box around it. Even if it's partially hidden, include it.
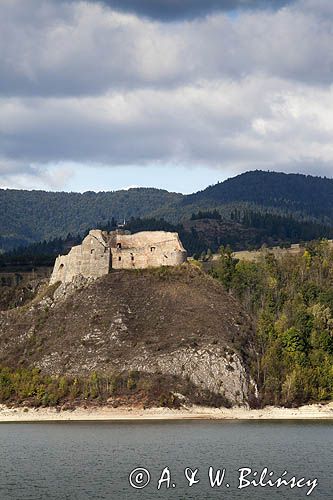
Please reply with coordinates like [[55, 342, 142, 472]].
[[0, 265, 256, 408]]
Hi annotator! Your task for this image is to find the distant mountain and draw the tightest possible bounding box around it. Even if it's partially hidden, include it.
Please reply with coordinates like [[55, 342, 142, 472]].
[[183, 170, 333, 221], [1, 170, 333, 252], [0, 188, 181, 251]]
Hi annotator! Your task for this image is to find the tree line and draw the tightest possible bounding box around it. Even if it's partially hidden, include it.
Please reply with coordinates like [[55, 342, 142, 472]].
[[211, 240, 333, 407], [231, 209, 333, 243], [0, 217, 208, 269]]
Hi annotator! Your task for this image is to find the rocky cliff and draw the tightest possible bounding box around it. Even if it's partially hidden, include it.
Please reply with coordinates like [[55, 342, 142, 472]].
[[0, 265, 256, 407]]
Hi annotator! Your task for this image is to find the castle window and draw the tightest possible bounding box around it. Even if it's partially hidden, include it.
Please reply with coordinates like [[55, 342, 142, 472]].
[[150, 246, 156, 252], [59, 263, 64, 270], [118, 256, 121, 261], [90, 249, 94, 254], [117, 242, 122, 249], [131, 255, 134, 261]]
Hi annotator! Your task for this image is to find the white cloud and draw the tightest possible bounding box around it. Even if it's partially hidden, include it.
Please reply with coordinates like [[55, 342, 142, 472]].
[[0, 158, 74, 190], [1, 0, 333, 188], [1, 77, 333, 175]]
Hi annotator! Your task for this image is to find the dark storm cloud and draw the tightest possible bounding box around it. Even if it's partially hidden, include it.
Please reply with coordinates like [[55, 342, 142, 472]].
[[77, 0, 295, 21], [1, 0, 332, 100]]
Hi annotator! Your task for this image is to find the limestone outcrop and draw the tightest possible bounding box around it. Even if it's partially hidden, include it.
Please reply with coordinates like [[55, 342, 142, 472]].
[[50, 229, 187, 284]]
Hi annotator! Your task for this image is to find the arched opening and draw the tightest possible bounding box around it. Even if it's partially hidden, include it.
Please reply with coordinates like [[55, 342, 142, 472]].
[[58, 263, 65, 277], [117, 242, 122, 249]]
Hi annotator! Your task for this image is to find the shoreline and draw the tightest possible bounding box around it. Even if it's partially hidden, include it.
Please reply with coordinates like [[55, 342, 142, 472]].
[[1, 402, 333, 422]]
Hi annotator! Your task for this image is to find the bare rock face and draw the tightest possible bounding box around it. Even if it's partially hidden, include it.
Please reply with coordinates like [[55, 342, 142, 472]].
[[0, 266, 256, 407], [123, 346, 251, 406]]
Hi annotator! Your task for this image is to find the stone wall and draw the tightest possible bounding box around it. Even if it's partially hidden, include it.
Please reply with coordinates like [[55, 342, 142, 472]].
[[50, 229, 187, 284], [50, 230, 111, 284], [111, 231, 187, 270]]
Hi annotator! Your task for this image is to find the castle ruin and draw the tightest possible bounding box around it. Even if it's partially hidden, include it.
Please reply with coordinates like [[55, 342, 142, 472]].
[[50, 229, 187, 284]]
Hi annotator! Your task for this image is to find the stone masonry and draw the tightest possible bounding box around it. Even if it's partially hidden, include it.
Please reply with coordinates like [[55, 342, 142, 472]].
[[50, 229, 187, 284]]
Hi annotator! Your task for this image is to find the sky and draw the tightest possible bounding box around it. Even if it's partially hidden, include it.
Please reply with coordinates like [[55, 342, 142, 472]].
[[0, 0, 333, 194]]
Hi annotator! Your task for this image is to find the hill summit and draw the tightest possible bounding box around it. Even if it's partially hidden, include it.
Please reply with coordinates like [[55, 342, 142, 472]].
[[0, 265, 256, 408]]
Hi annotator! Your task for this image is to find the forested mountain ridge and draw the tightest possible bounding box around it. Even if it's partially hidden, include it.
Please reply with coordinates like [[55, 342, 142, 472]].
[[184, 170, 333, 221], [1, 170, 333, 252], [0, 187, 181, 250]]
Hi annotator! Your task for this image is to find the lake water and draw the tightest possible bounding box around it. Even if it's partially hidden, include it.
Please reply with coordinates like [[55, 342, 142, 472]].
[[0, 420, 331, 499]]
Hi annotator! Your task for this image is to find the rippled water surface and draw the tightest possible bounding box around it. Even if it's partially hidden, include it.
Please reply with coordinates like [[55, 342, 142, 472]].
[[0, 420, 332, 499]]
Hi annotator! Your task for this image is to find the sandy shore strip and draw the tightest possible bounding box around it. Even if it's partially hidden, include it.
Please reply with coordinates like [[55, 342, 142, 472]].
[[0, 402, 333, 422]]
